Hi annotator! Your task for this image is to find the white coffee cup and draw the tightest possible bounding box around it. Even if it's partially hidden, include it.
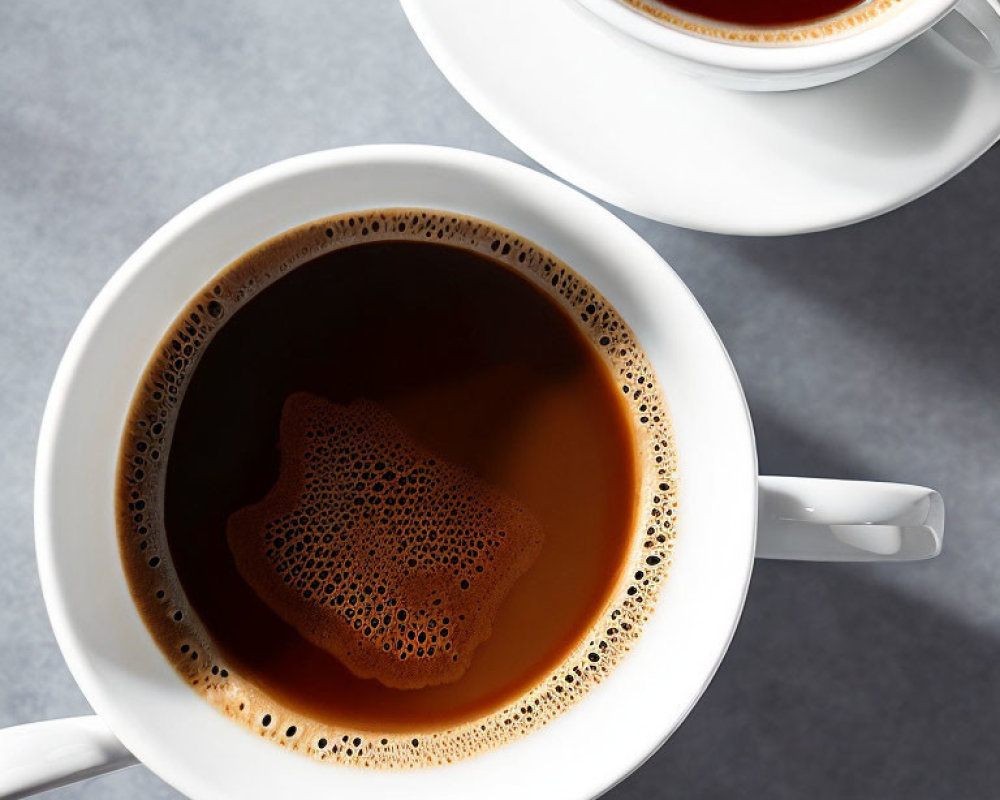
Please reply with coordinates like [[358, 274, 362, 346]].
[[576, 0, 1000, 90], [0, 146, 943, 799]]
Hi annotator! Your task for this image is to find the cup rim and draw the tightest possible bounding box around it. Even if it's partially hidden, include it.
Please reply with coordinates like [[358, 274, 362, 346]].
[[575, 0, 956, 73], [34, 145, 759, 800]]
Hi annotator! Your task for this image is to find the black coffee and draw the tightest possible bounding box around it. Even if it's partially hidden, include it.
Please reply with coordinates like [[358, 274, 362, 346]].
[[633, 0, 866, 27], [117, 210, 679, 767]]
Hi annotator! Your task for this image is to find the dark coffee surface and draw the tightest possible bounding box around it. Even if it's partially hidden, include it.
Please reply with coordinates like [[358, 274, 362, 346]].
[[643, 0, 863, 26], [159, 236, 637, 730]]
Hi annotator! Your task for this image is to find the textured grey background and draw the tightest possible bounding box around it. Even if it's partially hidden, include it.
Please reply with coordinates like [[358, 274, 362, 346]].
[[1, 1, 998, 798]]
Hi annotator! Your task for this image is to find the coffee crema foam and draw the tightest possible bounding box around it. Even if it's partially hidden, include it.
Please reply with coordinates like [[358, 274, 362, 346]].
[[227, 394, 545, 689], [117, 209, 679, 768], [622, 0, 910, 44]]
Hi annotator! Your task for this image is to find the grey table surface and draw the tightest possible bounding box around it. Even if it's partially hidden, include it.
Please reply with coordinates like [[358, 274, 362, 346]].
[[2, 2, 998, 798]]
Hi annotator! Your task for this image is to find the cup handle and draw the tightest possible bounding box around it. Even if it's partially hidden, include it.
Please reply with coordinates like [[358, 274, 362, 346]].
[[0, 716, 137, 799], [756, 476, 944, 561], [933, 0, 1000, 69]]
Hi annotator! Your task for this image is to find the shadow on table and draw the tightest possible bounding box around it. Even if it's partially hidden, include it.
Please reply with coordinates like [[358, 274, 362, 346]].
[[704, 143, 1000, 397], [608, 407, 1000, 800], [612, 557, 999, 800]]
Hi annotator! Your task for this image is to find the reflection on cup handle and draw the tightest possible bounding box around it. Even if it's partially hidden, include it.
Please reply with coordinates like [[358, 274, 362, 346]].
[[0, 716, 136, 799], [756, 476, 944, 561], [933, 0, 1000, 69]]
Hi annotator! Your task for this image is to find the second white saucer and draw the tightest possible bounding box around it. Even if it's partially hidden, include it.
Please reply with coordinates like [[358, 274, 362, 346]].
[[401, 0, 1000, 235]]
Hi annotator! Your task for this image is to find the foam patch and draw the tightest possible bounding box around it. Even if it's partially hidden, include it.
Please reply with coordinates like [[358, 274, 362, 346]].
[[226, 393, 544, 689]]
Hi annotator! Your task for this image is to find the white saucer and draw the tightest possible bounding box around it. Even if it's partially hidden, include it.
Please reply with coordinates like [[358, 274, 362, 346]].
[[400, 0, 1000, 235]]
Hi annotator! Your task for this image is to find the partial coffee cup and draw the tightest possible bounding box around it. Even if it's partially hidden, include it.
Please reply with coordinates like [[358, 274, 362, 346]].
[[575, 0, 1000, 89]]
